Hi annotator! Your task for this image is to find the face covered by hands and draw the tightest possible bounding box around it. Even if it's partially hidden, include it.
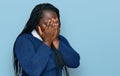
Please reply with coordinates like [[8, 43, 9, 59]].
[[36, 10, 60, 48]]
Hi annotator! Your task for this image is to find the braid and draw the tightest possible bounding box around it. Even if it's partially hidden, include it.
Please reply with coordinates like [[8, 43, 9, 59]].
[[52, 45, 69, 76]]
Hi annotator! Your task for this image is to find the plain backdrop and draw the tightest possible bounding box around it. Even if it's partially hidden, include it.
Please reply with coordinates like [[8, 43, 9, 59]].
[[0, 0, 120, 76]]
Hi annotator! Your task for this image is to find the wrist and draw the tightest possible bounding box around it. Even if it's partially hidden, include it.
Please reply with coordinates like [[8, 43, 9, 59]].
[[52, 39, 59, 50], [53, 38, 59, 42]]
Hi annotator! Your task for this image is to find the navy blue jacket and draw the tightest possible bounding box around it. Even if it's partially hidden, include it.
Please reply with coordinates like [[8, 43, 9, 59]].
[[15, 33, 80, 76]]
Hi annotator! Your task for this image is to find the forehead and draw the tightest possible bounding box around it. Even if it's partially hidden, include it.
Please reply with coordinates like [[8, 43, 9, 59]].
[[42, 10, 58, 19]]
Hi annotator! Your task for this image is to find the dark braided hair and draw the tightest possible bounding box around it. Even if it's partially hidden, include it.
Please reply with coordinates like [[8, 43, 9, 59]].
[[13, 3, 68, 76]]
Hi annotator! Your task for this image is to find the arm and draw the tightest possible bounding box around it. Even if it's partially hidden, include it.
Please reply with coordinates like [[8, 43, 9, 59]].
[[58, 35, 80, 68], [15, 35, 52, 76]]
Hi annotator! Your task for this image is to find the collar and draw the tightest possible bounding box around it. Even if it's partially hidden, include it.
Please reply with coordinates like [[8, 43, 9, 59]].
[[31, 29, 42, 41]]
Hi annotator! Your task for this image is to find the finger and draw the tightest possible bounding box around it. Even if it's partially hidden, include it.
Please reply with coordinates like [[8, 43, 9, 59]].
[[53, 28, 59, 39], [45, 25, 49, 31], [56, 28, 60, 36], [54, 18, 58, 27], [50, 18, 54, 27], [53, 22, 55, 27], [54, 18, 59, 27], [55, 26, 60, 34], [54, 18, 59, 23], [52, 19, 55, 27], [53, 18, 58, 27], [54, 23, 59, 27], [47, 19, 51, 27], [53, 18, 56, 23], [38, 26, 43, 35], [49, 24, 54, 30], [55, 18, 58, 22], [46, 20, 51, 30]]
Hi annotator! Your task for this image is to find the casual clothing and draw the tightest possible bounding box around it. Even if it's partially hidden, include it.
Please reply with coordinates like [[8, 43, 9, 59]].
[[15, 33, 80, 76]]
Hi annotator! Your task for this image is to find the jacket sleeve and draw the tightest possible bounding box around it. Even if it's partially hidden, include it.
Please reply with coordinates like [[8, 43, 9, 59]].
[[58, 35, 80, 68], [15, 36, 52, 76]]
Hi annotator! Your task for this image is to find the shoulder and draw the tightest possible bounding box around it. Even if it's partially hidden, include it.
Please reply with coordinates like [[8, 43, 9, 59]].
[[59, 35, 66, 40], [15, 33, 42, 47], [15, 33, 33, 44], [16, 34, 32, 40]]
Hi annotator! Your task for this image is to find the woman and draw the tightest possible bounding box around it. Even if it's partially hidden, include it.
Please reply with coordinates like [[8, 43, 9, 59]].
[[13, 3, 80, 76]]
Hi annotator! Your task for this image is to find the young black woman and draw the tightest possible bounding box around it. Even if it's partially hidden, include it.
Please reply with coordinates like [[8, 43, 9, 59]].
[[13, 3, 80, 76]]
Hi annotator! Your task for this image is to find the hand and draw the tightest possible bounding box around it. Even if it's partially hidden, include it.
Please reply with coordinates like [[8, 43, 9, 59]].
[[37, 18, 60, 47], [52, 18, 60, 50], [52, 38, 59, 50]]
